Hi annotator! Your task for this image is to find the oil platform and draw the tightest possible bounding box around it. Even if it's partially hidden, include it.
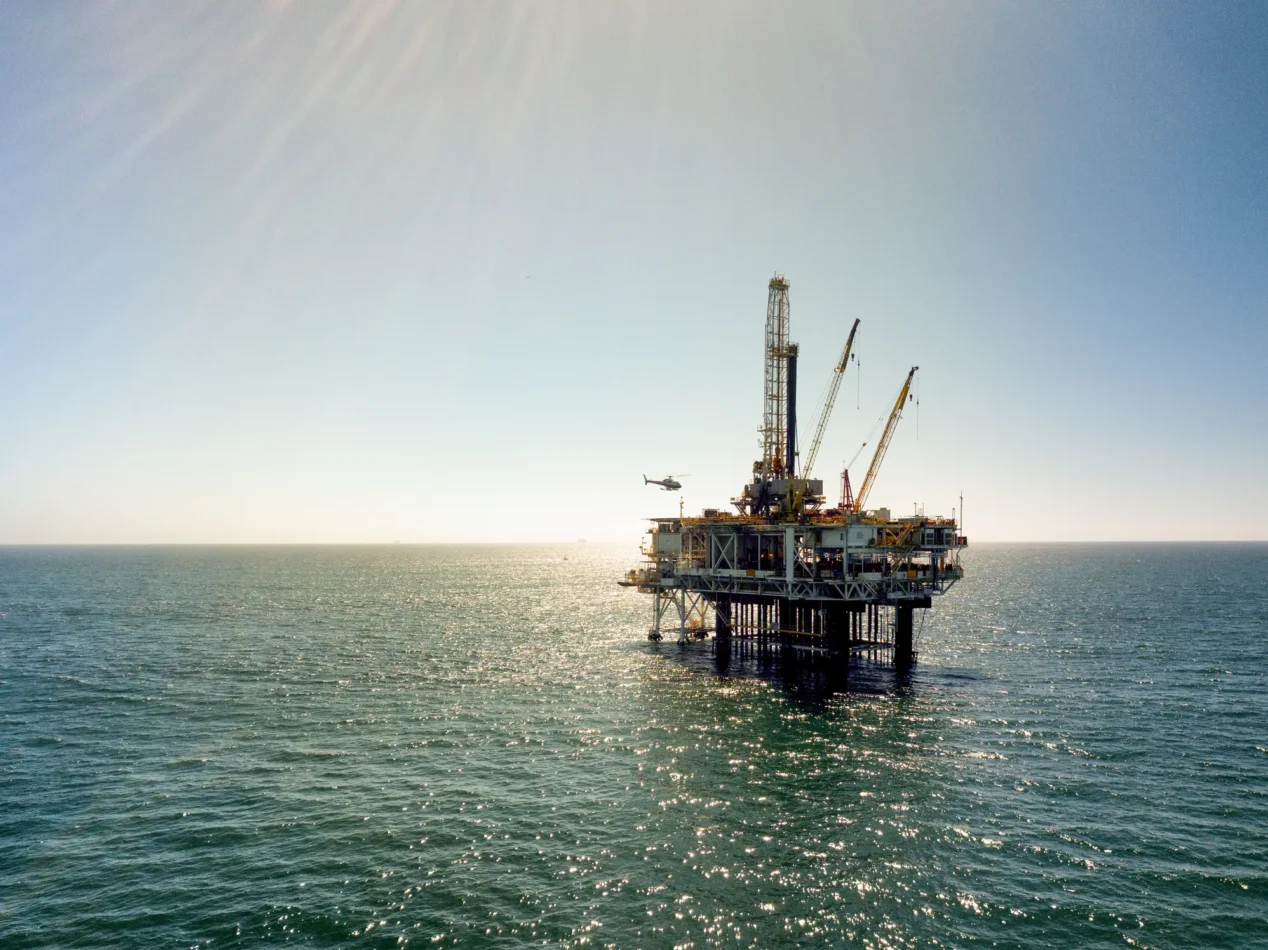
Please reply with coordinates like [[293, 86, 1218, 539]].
[[621, 275, 965, 666]]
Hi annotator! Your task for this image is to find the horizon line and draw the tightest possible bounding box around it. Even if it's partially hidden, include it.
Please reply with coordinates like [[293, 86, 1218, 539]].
[[2, 539, 1267, 547]]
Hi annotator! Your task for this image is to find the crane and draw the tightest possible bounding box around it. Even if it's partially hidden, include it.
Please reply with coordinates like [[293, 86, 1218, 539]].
[[852, 366, 917, 513], [801, 318, 860, 480]]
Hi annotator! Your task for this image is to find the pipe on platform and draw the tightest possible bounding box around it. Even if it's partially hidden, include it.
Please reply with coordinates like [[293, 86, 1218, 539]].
[[786, 349, 797, 475]]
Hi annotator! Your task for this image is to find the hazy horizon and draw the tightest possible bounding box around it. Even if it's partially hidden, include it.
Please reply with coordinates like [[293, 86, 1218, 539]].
[[3, 2, 1265, 544], [3, 539, 1266, 548]]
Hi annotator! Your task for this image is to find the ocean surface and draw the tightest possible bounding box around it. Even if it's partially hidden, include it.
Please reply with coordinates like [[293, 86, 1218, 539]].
[[1, 542, 1265, 949]]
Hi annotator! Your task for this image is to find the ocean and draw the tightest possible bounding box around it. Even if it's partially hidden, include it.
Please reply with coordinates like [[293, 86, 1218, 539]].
[[1, 542, 1265, 948]]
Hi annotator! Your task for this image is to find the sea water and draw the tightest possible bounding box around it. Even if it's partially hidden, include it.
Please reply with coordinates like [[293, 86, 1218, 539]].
[[1, 543, 1265, 948]]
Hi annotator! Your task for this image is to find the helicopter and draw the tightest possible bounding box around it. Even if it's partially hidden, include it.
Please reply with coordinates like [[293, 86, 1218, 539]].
[[643, 474, 686, 491]]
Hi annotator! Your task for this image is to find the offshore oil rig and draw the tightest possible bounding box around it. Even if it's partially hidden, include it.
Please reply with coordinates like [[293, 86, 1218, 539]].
[[621, 275, 965, 666]]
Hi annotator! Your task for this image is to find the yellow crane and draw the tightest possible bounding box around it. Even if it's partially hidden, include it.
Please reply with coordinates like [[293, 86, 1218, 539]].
[[801, 318, 860, 480], [852, 366, 917, 513]]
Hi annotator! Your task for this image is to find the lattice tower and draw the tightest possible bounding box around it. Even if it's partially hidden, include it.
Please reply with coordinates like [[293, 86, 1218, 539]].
[[759, 275, 792, 477]]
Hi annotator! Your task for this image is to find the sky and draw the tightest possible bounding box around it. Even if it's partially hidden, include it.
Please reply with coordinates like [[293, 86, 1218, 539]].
[[1, 1, 1266, 544]]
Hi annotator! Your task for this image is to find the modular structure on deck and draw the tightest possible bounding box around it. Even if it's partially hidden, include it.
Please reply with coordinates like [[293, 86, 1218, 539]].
[[620, 275, 966, 666]]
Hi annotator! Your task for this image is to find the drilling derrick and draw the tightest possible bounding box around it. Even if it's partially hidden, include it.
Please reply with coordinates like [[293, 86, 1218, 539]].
[[621, 275, 966, 669], [758, 275, 793, 480], [742, 276, 814, 518]]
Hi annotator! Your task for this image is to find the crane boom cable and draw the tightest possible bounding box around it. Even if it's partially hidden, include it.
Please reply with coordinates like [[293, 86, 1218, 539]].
[[802, 319, 860, 479], [846, 442, 869, 470], [846, 395, 897, 472], [853, 366, 918, 513]]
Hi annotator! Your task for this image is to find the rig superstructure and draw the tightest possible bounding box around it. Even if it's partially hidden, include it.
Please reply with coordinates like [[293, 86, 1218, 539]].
[[621, 275, 966, 666]]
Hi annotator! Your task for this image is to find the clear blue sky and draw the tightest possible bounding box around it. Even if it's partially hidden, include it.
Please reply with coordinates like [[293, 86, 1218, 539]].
[[2, 1, 1265, 543]]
